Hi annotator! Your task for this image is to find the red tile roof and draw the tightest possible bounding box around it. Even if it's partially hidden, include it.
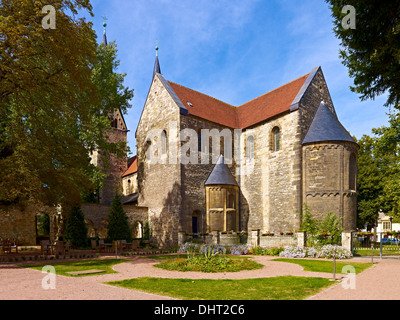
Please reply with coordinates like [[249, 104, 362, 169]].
[[237, 74, 309, 128], [122, 156, 137, 177], [168, 82, 239, 128], [168, 73, 309, 129]]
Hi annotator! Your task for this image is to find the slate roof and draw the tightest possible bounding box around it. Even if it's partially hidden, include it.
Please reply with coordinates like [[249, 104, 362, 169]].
[[204, 155, 238, 186], [121, 193, 138, 205], [302, 101, 356, 145], [153, 55, 161, 77]]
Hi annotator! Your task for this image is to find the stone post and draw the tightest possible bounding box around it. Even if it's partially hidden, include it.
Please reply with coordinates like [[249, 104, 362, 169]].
[[250, 230, 260, 247], [342, 232, 353, 253], [178, 231, 186, 247], [211, 231, 219, 245], [296, 231, 307, 248]]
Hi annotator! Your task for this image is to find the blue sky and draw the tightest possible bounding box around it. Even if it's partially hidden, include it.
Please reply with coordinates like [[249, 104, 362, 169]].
[[86, 0, 389, 155]]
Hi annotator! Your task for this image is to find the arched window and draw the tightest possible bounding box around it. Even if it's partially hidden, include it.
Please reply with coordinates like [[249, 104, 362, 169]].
[[272, 127, 280, 152], [161, 130, 168, 156], [127, 179, 132, 194], [246, 135, 255, 159], [349, 153, 357, 191], [111, 119, 118, 128], [198, 130, 202, 152]]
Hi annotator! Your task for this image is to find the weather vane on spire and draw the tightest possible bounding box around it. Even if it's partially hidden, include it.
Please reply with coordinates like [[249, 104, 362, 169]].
[[102, 16, 108, 33], [155, 40, 159, 56]]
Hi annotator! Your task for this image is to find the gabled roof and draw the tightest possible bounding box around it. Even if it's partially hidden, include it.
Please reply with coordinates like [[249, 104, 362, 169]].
[[122, 156, 137, 177], [204, 155, 238, 186], [302, 101, 356, 145], [237, 73, 310, 128], [168, 81, 239, 128], [167, 71, 311, 129]]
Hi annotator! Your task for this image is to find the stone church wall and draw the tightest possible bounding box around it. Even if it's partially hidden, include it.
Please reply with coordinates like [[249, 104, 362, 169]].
[[179, 115, 237, 234], [135, 75, 182, 248], [239, 110, 302, 234]]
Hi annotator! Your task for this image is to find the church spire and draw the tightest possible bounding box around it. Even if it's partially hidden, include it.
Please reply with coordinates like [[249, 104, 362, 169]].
[[153, 41, 161, 76], [102, 18, 108, 46]]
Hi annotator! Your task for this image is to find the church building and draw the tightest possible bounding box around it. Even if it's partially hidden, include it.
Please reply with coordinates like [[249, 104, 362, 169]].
[[121, 52, 359, 248]]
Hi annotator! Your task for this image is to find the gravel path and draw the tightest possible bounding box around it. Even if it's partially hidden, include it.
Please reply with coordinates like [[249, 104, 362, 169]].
[[0, 255, 398, 300]]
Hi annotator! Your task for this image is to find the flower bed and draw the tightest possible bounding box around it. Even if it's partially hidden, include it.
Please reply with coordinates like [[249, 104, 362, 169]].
[[279, 245, 352, 259]]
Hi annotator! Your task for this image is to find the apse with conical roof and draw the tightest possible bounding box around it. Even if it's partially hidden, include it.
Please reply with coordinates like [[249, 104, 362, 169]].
[[302, 101, 356, 145], [302, 101, 359, 231], [205, 155, 239, 233]]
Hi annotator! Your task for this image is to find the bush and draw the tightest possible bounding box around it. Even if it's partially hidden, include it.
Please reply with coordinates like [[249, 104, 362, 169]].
[[64, 206, 88, 248], [279, 245, 352, 259], [107, 192, 132, 242]]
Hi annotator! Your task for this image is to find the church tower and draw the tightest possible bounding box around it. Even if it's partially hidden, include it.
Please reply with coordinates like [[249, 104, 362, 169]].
[[302, 101, 359, 231], [91, 22, 129, 204]]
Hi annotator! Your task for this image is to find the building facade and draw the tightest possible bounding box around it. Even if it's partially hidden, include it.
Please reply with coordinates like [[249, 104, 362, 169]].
[[130, 57, 359, 248]]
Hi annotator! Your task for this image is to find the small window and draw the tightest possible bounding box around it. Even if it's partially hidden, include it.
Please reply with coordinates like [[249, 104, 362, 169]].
[[246, 135, 254, 159], [198, 130, 202, 152], [161, 130, 167, 155], [272, 127, 280, 152]]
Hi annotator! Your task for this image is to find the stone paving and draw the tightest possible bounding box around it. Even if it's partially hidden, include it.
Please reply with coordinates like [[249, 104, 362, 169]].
[[0, 255, 399, 300]]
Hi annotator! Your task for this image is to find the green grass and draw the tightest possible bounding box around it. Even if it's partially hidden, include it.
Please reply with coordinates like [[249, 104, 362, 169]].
[[354, 248, 400, 256], [273, 258, 373, 274], [25, 259, 127, 277], [107, 276, 334, 300]]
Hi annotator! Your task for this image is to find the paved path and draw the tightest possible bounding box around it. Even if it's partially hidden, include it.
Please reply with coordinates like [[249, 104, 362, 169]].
[[0, 256, 399, 300], [309, 257, 400, 300]]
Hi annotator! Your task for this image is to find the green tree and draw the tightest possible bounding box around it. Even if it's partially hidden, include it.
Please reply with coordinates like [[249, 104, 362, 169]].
[[326, 0, 400, 108], [0, 0, 132, 208], [356, 135, 385, 229], [107, 192, 132, 242], [372, 113, 400, 217], [64, 207, 88, 248]]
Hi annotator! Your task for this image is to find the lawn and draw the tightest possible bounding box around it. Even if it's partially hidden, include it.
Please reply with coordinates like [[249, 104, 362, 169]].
[[25, 259, 127, 277], [107, 276, 334, 300], [273, 258, 373, 274]]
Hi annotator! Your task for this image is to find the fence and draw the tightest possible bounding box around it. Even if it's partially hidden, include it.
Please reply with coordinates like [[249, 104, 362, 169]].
[[352, 232, 400, 258]]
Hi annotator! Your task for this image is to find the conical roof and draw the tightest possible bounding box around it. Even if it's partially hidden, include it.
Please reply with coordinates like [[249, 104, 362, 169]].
[[153, 55, 161, 76], [302, 101, 356, 145], [204, 155, 238, 186]]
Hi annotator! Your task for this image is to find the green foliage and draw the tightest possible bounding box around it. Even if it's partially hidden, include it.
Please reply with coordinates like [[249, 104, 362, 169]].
[[63, 207, 88, 248], [143, 221, 151, 241], [155, 256, 262, 273], [326, 0, 400, 108], [36, 213, 50, 236], [107, 192, 132, 242], [301, 204, 343, 246], [0, 1, 133, 208]]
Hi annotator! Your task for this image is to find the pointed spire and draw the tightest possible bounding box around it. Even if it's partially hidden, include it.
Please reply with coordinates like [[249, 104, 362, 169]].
[[102, 21, 108, 45], [153, 41, 161, 76]]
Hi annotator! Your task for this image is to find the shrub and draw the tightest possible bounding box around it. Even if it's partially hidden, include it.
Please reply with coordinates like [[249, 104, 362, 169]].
[[319, 245, 352, 259], [279, 245, 352, 259], [64, 206, 88, 248], [107, 192, 132, 242]]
